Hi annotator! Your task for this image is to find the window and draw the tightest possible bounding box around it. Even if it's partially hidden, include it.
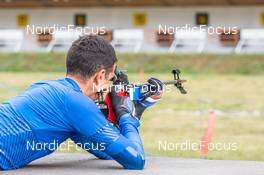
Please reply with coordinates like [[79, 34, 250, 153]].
[[196, 13, 209, 26], [261, 12, 264, 27], [75, 14, 86, 26], [133, 13, 147, 27], [17, 14, 28, 27]]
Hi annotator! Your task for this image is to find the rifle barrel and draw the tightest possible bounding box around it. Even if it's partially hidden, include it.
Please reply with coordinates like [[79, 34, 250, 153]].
[[163, 80, 186, 85]]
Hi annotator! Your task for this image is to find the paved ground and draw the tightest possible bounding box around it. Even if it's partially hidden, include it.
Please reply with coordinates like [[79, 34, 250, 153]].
[[1, 153, 264, 175]]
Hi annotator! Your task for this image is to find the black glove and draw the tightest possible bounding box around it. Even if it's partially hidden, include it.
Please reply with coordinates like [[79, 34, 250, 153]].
[[133, 78, 164, 120], [110, 87, 134, 121], [110, 71, 134, 121]]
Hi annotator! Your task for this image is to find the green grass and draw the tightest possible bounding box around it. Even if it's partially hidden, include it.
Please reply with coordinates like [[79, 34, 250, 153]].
[[1, 72, 263, 110], [1, 53, 264, 74], [0, 72, 264, 161], [141, 114, 264, 161]]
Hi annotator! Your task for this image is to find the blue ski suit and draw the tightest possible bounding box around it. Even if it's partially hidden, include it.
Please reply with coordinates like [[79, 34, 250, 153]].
[[0, 78, 145, 170]]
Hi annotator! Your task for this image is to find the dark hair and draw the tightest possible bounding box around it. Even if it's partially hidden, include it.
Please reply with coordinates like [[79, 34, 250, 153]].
[[66, 35, 117, 79]]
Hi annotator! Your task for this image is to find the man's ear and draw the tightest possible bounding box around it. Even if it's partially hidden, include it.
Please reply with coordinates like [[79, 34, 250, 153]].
[[94, 69, 106, 86]]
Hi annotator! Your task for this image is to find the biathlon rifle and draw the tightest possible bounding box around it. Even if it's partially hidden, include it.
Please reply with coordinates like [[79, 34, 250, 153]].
[[97, 68, 187, 124]]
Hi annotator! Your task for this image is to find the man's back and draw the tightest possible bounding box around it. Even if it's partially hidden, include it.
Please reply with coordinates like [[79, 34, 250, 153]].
[[0, 78, 82, 170]]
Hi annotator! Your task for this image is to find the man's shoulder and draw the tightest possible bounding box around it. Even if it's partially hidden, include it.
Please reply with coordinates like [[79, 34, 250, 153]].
[[28, 78, 78, 94], [66, 87, 94, 107], [20, 78, 79, 106]]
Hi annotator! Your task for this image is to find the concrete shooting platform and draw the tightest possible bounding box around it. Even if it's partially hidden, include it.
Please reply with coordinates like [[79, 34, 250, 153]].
[[1, 153, 264, 175]]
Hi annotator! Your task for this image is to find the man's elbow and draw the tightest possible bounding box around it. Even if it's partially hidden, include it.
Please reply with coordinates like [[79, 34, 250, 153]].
[[135, 157, 145, 170], [124, 156, 145, 170], [112, 150, 145, 170]]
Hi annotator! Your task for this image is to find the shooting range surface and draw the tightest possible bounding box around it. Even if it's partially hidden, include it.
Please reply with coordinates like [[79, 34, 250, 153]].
[[2, 153, 264, 175]]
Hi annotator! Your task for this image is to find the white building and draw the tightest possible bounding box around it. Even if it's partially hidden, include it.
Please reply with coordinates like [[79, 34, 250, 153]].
[[0, 0, 263, 53]]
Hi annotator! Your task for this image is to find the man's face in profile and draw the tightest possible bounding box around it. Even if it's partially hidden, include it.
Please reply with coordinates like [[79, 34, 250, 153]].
[[90, 64, 116, 101]]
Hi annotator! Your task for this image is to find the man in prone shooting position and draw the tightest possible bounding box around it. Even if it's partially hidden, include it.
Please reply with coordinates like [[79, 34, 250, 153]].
[[0, 35, 164, 170]]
